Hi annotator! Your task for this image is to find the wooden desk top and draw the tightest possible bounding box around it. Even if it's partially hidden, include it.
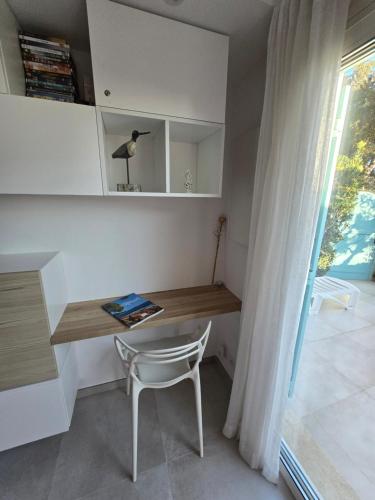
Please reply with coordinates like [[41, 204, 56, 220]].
[[51, 285, 241, 345]]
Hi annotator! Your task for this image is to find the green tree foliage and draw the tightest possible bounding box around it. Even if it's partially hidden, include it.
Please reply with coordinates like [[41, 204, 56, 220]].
[[318, 59, 375, 274], [346, 62, 375, 171], [318, 144, 365, 273]]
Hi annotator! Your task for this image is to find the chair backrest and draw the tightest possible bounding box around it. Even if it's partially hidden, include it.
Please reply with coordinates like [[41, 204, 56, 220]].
[[114, 321, 211, 384]]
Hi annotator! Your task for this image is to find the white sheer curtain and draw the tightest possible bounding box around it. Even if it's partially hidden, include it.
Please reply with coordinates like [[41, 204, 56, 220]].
[[223, 0, 350, 483]]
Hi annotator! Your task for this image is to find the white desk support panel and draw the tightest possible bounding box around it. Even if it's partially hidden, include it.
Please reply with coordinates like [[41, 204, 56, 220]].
[[0, 252, 78, 452]]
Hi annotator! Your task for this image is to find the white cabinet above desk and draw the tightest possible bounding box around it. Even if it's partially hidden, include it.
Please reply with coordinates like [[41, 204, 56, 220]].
[[0, 95, 103, 196], [0, 96, 224, 198], [0, 1, 229, 198], [87, 0, 229, 124]]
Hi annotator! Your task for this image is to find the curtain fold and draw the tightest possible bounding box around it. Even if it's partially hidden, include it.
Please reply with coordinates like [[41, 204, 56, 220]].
[[223, 0, 350, 483]]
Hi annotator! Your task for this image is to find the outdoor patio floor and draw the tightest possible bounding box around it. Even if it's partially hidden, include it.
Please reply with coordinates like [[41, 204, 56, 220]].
[[284, 280, 375, 500]]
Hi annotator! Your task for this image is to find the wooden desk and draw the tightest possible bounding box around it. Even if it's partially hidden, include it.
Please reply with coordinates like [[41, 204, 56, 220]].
[[51, 285, 241, 345]]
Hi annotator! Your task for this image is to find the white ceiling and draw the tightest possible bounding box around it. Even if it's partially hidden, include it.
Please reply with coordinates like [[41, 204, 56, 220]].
[[7, 0, 274, 85]]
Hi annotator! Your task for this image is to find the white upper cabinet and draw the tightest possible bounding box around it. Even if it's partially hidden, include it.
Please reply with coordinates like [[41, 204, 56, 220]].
[[87, 0, 229, 124], [0, 95, 103, 195]]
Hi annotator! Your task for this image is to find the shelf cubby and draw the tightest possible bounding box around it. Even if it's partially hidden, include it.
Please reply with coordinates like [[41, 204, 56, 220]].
[[169, 120, 224, 195], [97, 107, 167, 194]]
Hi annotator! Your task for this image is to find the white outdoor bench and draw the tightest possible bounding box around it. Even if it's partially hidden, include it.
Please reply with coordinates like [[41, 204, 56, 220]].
[[311, 277, 360, 314]]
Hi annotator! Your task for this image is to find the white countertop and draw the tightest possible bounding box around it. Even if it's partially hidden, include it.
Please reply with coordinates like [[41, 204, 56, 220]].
[[0, 252, 59, 273]]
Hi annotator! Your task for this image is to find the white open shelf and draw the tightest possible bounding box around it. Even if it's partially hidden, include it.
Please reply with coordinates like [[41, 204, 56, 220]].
[[97, 107, 224, 197], [97, 108, 166, 194], [169, 120, 223, 195]]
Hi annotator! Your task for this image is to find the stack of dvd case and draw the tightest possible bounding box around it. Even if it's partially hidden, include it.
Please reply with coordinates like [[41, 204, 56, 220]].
[[19, 32, 77, 103]]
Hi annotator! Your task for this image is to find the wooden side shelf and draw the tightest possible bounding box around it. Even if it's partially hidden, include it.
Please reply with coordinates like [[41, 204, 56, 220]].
[[51, 285, 241, 345]]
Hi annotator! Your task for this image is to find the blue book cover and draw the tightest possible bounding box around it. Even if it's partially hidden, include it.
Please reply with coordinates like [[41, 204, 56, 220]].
[[102, 293, 164, 328]]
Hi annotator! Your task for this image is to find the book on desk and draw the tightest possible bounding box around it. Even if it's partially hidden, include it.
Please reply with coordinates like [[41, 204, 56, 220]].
[[102, 293, 164, 329]]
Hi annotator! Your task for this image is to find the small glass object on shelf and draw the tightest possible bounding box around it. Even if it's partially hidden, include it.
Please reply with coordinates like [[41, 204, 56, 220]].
[[184, 169, 193, 193]]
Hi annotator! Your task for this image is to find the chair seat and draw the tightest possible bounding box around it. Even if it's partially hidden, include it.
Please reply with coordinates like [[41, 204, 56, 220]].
[[125, 333, 196, 384], [136, 358, 191, 383], [130, 333, 197, 351]]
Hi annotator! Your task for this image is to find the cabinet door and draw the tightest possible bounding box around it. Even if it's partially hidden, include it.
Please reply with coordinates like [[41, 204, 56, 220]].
[[87, 0, 228, 124], [0, 95, 103, 195]]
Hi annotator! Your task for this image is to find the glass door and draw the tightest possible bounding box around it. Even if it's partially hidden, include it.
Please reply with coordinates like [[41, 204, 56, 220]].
[[283, 43, 375, 500], [289, 73, 351, 396]]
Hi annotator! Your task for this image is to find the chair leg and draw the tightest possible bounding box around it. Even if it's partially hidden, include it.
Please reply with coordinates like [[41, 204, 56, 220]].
[[193, 371, 204, 458], [132, 382, 141, 482]]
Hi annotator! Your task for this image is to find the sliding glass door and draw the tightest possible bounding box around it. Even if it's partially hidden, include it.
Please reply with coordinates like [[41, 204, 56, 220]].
[[289, 71, 351, 397], [283, 42, 375, 499]]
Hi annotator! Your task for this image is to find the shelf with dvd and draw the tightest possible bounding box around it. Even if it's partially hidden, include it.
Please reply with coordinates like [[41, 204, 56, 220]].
[[19, 32, 77, 104]]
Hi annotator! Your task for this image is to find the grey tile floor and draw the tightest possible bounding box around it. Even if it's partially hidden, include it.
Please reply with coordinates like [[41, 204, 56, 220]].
[[285, 281, 375, 500], [1, 362, 293, 500]]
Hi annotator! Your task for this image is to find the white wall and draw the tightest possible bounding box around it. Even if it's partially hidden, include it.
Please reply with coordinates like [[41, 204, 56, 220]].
[[0, 196, 226, 300], [0, 195, 227, 387], [216, 59, 267, 377], [0, 0, 25, 95]]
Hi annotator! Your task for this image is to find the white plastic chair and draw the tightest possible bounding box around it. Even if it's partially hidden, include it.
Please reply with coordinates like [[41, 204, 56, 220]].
[[114, 321, 211, 482], [311, 277, 360, 314]]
